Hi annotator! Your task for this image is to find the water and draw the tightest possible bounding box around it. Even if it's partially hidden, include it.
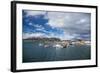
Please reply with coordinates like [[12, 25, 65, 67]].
[[23, 40, 91, 63]]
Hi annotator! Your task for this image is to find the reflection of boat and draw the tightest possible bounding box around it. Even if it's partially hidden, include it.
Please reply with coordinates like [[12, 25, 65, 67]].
[[53, 44, 63, 48], [38, 41, 70, 48], [39, 43, 43, 46], [44, 45, 49, 48]]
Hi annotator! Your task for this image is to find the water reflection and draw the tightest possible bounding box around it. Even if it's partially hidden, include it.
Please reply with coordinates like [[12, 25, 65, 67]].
[[23, 40, 91, 63]]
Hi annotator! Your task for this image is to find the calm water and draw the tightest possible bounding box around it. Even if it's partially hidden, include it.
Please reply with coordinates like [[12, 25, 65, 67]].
[[23, 40, 91, 63]]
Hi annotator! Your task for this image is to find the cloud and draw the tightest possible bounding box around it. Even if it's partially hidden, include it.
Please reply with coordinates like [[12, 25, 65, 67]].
[[45, 11, 91, 40], [28, 22, 50, 33], [23, 33, 49, 39], [23, 10, 91, 40], [46, 12, 90, 30], [76, 19, 87, 24], [22, 32, 58, 39], [45, 12, 69, 28], [24, 10, 46, 17]]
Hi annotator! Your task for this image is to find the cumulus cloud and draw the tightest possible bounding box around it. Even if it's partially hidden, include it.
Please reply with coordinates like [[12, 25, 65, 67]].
[[45, 12, 69, 28], [47, 12, 91, 40], [23, 10, 91, 40]]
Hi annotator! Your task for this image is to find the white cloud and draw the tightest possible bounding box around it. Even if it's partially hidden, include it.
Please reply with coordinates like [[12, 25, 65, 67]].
[[48, 19, 65, 28], [34, 24, 43, 28], [28, 23, 45, 30], [24, 10, 46, 16], [45, 12, 69, 28], [28, 22, 33, 25], [76, 19, 87, 24], [23, 33, 49, 39], [23, 32, 77, 40]]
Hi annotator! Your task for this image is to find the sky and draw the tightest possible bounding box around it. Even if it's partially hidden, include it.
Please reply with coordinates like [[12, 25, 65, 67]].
[[22, 10, 91, 40]]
